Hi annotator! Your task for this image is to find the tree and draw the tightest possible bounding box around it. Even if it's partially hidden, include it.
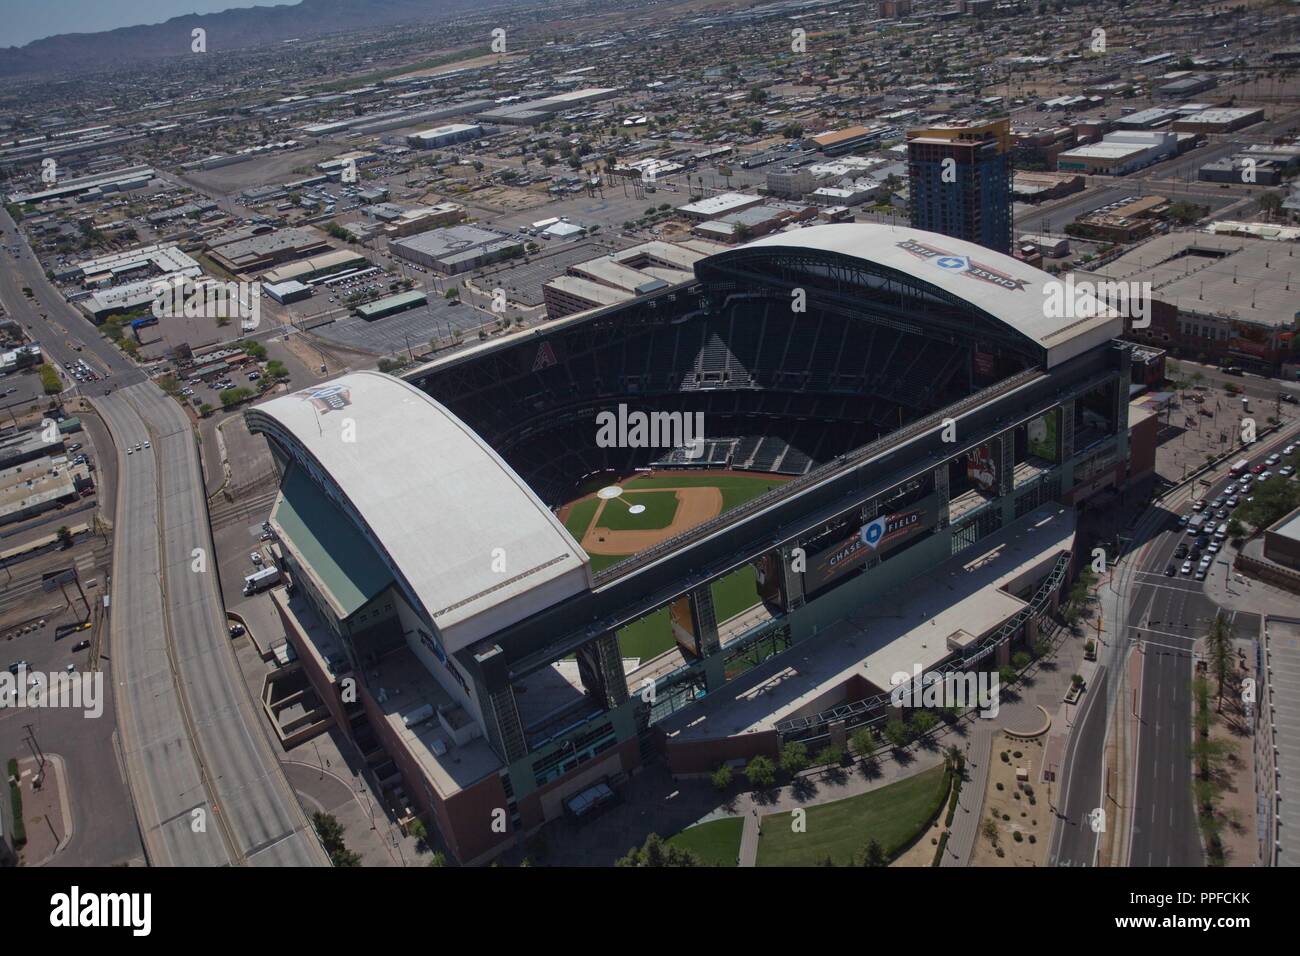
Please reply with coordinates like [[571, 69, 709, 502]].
[[244, 341, 267, 360], [1205, 613, 1233, 713], [944, 744, 963, 770], [312, 811, 361, 867], [407, 818, 429, 851], [910, 711, 939, 738], [159, 373, 181, 396], [816, 744, 844, 767], [616, 833, 699, 867], [744, 755, 776, 790], [40, 364, 61, 394], [884, 716, 911, 749], [219, 386, 253, 408], [265, 360, 288, 381], [858, 838, 887, 867], [850, 727, 878, 757], [779, 741, 809, 777], [710, 764, 733, 791], [56, 526, 73, 549], [444, 286, 459, 300], [198, 403, 214, 418]]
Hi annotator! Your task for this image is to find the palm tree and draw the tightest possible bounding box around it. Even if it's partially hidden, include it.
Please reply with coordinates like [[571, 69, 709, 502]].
[[1205, 613, 1233, 713], [944, 744, 963, 771]]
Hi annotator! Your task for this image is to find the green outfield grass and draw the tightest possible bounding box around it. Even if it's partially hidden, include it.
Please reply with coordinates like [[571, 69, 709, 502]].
[[616, 607, 675, 661], [595, 490, 679, 531], [667, 817, 743, 867], [563, 497, 600, 541], [756, 763, 950, 867], [711, 564, 759, 622]]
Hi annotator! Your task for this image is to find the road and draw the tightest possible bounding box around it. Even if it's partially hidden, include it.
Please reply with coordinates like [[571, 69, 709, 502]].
[[1049, 667, 1111, 866], [2, 212, 326, 866], [1051, 419, 1298, 866], [100, 382, 326, 866]]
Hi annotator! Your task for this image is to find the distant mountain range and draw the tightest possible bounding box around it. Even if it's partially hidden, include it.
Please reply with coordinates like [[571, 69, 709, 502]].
[[0, 0, 502, 79]]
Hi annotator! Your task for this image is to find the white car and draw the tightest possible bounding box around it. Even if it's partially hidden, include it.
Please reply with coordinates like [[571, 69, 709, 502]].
[[1180, 560, 1193, 575], [126, 447, 133, 455], [1284, 444, 1296, 456], [143, 440, 150, 449]]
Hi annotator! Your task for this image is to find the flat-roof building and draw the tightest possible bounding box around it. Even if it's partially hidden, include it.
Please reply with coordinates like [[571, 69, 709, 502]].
[[354, 290, 427, 321], [389, 224, 523, 275], [207, 226, 332, 275], [405, 123, 484, 149], [676, 192, 764, 221]]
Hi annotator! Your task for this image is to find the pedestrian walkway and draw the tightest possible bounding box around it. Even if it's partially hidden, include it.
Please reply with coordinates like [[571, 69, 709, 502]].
[[941, 724, 993, 866]]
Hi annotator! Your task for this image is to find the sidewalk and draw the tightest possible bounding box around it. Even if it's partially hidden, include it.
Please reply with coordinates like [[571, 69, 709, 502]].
[[940, 722, 993, 866]]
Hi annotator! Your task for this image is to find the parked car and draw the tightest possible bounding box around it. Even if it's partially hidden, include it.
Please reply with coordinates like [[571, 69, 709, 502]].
[[1180, 561, 1193, 575]]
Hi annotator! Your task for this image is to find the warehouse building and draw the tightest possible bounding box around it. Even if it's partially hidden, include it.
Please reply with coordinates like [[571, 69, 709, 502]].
[[0, 455, 93, 526], [1056, 131, 1178, 176], [1199, 157, 1283, 187], [1083, 232, 1300, 372], [265, 280, 314, 305], [355, 291, 428, 321], [405, 124, 484, 149], [1172, 108, 1265, 134], [262, 249, 370, 285], [676, 192, 764, 221], [389, 225, 523, 274], [474, 88, 619, 125], [207, 226, 332, 275]]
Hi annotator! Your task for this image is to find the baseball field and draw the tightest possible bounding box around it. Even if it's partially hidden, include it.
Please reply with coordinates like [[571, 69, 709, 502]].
[[557, 470, 790, 664], [559, 470, 789, 574]]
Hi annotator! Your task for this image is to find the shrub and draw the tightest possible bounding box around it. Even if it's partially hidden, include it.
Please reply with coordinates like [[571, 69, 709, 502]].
[[710, 765, 733, 792], [932, 831, 949, 866]]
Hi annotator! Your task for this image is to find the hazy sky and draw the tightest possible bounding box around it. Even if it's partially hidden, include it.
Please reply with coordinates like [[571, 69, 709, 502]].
[[0, 0, 292, 48]]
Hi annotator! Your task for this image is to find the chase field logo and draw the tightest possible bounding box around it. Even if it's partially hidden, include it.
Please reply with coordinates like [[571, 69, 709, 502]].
[[860, 509, 922, 550], [297, 383, 352, 414], [896, 239, 1028, 292], [860, 515, 888, 549]]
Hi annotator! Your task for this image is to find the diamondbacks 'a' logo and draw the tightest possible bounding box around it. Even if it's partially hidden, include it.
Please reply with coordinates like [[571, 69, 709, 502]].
[[298, 384, 352, 414], [532, 342, 558, 372]]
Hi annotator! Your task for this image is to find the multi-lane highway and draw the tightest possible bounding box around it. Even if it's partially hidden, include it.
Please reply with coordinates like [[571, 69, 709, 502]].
[[1051, 420, 1298, 866], [2, 210, 327, 866]]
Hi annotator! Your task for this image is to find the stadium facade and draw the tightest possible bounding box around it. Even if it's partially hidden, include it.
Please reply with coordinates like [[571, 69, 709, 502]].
[[247, 224, 1134, 863]]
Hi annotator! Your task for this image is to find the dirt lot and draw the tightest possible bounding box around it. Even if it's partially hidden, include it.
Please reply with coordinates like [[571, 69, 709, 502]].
[[970, 733, 1052, 866]]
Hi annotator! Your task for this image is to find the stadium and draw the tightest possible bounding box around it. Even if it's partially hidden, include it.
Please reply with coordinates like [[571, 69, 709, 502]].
[[246, 223, 1133, 864]]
